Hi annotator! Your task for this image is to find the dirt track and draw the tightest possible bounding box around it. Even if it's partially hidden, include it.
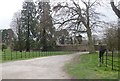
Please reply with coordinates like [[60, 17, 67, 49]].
[[1, 52, 88, 79]]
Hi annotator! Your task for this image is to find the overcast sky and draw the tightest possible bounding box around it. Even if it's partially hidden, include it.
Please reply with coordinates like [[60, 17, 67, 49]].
[[0, 0, 118, 30]]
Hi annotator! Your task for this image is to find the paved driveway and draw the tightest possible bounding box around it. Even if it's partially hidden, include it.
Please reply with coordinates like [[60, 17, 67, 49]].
[[1, 52, 88, 79]]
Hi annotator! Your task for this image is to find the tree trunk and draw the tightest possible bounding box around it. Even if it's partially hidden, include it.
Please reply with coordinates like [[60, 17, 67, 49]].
[[26, 15, 30, 52], [111, 1, 120, 18], [42, 27, 47, 51], [86, 8, 95, 54], [87, 28, 95, 54], [26, 27, 30, 52], [17, 18, 22, 52]]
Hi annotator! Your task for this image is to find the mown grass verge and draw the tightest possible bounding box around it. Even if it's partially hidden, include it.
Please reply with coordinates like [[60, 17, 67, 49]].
[[65, 53, 118, 79]]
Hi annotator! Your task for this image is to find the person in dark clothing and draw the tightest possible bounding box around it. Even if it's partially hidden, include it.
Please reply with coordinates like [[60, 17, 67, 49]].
[[99, 45, 106, 66]]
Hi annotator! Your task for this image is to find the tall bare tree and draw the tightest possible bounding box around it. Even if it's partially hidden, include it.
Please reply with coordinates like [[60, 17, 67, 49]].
[[110, 0, 120, 52], [104, 23, 118, 50], [10, 11, 24, 52], [53, 0, 103, 53]]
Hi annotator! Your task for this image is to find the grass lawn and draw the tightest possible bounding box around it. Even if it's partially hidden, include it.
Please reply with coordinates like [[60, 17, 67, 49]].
[[1, 49, 72, 63], [65, 53, 119, 79]]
